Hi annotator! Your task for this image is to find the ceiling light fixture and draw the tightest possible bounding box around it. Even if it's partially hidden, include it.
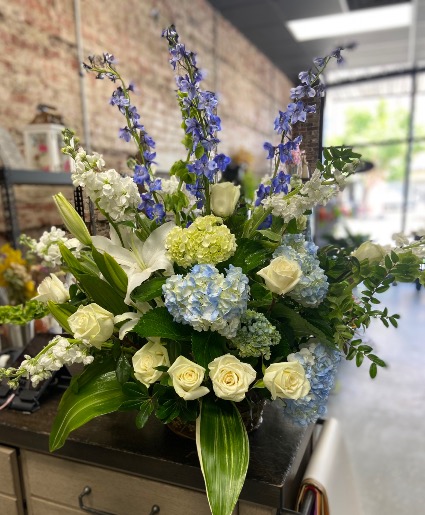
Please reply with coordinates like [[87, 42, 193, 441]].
[[286, 3, 412, 42]]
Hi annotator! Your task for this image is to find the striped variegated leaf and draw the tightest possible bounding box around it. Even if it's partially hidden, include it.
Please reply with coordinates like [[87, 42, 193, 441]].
[[196, 397, 249, 515]]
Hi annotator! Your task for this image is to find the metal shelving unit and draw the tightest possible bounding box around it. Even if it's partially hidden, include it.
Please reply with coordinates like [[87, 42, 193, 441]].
[[0, 167, 73, 247]]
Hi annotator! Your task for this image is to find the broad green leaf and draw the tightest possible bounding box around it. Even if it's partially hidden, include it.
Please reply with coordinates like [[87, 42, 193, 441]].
[[47, 301, 77, 334], [196, 397, 249, 515], [272, 305, 334, 346], [59, 244, 97, 277], [222, 239, 271, 274], [131, 277, 167, 303], [135, 400, 154, 429], [191, 332, 228, 370], [134, 307, 192, 341], [50, 359, 125, 451], [91, 247, 128, 296], [257, 229, 281, 242], [78, 274, 128, 315], [116, 353, 132, 384], [369, 363, 378, 379]]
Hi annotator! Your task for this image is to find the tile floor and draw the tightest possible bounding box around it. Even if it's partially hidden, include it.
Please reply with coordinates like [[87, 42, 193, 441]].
[[326, 282, 425, 515]]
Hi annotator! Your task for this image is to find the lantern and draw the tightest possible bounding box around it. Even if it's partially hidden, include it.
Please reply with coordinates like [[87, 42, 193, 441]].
[[23, 105, 72, 173]]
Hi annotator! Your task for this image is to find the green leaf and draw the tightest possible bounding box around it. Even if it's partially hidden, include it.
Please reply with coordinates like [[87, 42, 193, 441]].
[[272, 304, 334, 346], [356, 352, 364, 367], [59, 244, 97, 277], [50, 359, 125, 451], [116, 353, 132, 384], [131, 277, 167, 303], [257, 229, 281, 242], [135, 400, 154, 429], [196, 397, 249, 515], [134, 307, 192, 340], [91, 248, 128, 296], [369, 363, 378, 379], [368, 354, 387, 367], [47, 301, 77, 334], [195, 144, 205, 159], [223, 239, 271, 274], [384, 254, 393, 269], [192, 332, 228, 370], [77, 274, 128, 315]]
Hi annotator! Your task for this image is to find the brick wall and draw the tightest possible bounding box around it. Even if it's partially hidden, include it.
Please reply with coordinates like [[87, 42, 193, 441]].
[[0, 0, 294, 241]]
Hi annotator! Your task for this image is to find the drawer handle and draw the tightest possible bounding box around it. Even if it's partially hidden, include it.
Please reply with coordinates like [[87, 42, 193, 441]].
[[78, 486, 160, 515]]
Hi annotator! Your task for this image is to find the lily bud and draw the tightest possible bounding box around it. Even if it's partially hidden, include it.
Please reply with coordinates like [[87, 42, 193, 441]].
[[53, 193, 92, 246]]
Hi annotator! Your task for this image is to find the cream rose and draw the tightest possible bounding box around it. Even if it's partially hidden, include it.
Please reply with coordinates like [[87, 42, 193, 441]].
[[167, 356, 209, 400], [210, 182, 241, 217], [263, 362, 310, 400], [68, 303, 114, 348], [132, 341, 170, 387], [208, 354, 256, 402], [351, 241, 386, 264], [34, 274, 69, 303], [257, 256, 302, 295]]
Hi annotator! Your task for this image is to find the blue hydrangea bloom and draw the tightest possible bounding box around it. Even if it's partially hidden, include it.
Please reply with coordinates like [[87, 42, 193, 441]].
[[273, 234, 328, 307], [284, 341, 342, 425], [163, 264, 250, 338]]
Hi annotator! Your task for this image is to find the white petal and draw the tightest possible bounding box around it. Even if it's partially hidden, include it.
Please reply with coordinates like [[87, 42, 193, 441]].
[[124, 269, 154, 305], [141, 222, 175, 268]]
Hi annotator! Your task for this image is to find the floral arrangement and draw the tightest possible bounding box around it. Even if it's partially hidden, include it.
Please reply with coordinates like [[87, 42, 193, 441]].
[[1, 26, 424, 515]]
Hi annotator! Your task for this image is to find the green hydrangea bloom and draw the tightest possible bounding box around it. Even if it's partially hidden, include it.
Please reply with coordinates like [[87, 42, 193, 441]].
[[165, 215, 236, 267], [230, 309, 280, 360]]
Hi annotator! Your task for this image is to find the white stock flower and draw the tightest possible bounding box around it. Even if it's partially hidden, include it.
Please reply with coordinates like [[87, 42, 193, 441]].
[[210, 182, 240, 217], [160, 175, 180, 195], [19, 336, 93, 388], [208, 354, 256, 402], [167, 356, 209, 400], [392, 232, 410, 246], [257, 256, 302, 295], [68, 303, 114, 348], [263, 361, 310, 400], [34, 274, 69, 303], [92, 222, 175, 305], [132, 341, 170, 387]]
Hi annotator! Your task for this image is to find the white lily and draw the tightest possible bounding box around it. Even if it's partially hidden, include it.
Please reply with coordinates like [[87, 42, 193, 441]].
[[114, 304, 151, 340], [92, 222, 175, 305]]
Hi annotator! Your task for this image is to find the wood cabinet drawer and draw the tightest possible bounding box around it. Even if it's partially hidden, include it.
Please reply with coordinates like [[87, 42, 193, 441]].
[[0, 492, 24, 515], [0, 445, 22, 497], [0, 445, 24, 515], [22, 450, 214, 515]]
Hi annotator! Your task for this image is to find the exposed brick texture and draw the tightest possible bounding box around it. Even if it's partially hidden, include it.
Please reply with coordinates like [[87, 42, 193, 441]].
[[0, 0, 297, 241]]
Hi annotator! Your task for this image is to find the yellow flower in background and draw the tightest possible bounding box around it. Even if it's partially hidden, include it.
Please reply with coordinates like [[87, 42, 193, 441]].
[[165, 215, 237, 267], [0, 244, 26, 287]]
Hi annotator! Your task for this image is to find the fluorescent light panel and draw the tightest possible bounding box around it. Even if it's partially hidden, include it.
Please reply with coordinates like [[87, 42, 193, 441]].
[[286, 4, 412, 42]]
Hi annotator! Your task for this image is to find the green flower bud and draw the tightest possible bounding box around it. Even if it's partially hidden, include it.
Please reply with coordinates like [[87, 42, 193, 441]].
[[53, 193, 92, 246]]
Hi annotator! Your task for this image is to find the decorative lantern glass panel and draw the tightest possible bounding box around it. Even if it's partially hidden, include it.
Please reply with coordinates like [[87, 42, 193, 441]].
[[23, 106, 72, 173]]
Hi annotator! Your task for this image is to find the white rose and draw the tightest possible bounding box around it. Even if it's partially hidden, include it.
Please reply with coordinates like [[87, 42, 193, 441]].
[[68, 303, 114, 348], [263, 362, 310, 400], [167, 356, 209, 400], [257, 256, 302, 295], [34, 274, 69, 303], [132, 341, 170, 387], [351, 241, 386, 264], [208, 354, 256, 402], [210, 182, 241, 217]]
